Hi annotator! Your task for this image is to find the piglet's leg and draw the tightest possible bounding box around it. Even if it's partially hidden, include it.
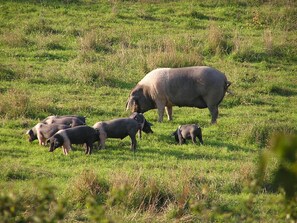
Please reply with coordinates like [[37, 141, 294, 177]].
[[177, 130, 183, 145], [62, 140, 71, 155], [62, 146, 68, 155], [129, 135, 137, 151], [37, 132, 46, 146], [85, 143, 93, 155], [138, 130, 142, 139], [190, 133, 197, 144]]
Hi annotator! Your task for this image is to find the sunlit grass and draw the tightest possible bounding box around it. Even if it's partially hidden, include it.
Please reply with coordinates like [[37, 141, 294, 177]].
[[0, 0, 296, 222]]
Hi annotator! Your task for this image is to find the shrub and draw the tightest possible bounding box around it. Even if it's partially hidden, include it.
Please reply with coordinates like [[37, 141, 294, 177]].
[[0, 184, 66, 223], [86, 196, 114, 223], [257, 135, 297, 221]]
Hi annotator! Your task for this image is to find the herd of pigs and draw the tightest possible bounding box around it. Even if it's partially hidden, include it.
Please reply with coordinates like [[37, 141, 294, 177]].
[[26, 66, 231, 155], [26, 114, 203, 155]]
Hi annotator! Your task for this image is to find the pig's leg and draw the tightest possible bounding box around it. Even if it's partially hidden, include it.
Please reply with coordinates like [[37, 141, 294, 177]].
[[156, 101, 165, 122], [208, 105, 218, 124], [165, 106, 173, 121]]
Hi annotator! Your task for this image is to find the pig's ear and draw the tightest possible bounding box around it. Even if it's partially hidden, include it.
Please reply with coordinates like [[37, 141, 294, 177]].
[[46, 138, 51, 144], [126, 96, 138, 111], [26, 129, 32, 135], [126, 97, 132, 111]]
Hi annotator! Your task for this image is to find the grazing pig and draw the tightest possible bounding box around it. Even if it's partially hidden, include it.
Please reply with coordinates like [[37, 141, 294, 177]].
[[172, 124, 203, 145], [48, 126, 99, 155], [42, 115, 86, 127], [129, 112, 153, 139], [126, 66, 231, 124], [26, 123, 70, 146], [93, 118, 140, 151]]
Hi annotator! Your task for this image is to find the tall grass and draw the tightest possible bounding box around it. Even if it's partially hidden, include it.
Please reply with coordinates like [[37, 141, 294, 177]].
[[142, 36, 204, 71]]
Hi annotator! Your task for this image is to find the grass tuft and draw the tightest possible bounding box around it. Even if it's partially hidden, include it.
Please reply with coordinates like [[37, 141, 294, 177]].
[[0, 88, 30, 118], [0, 64, 19, 81], [143, 37, 203, 71], [108, 172, 174, 213], [206, 22, 232, 55], [70, 169, 109, 203], [79, 30, 114, 53], [248, 122, 297, 148]]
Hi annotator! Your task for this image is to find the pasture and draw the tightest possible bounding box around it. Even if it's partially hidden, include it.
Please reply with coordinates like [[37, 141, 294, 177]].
[[0, 0, 296, 222]]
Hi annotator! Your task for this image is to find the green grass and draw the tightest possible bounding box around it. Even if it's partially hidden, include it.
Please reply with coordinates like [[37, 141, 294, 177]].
[[0, 0, 297, 222]]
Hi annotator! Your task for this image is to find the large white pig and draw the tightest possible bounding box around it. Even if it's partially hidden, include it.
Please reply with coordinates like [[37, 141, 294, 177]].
[[126, 66, 231, 124]]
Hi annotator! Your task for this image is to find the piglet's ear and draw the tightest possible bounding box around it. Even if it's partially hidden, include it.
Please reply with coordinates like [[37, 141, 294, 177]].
[[147, 121, 153, 126], [46, 139, 51, 144], [94, 128, 100, 135]]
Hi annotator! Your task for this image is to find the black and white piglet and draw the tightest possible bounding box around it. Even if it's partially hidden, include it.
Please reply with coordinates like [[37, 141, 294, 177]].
[[47, 126, 99, 155], [172, 124, 203, 145]]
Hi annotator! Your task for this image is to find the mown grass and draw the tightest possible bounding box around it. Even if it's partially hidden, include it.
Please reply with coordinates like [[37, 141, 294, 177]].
[[0, 0, 297, 222]]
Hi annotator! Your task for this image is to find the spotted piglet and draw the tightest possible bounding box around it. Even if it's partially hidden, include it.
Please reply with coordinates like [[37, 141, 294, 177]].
[[172, 124, 203, 145]]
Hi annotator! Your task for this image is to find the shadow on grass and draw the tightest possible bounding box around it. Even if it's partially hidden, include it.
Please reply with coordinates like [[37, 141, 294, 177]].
[[206, 140, 252, 153], [21, 135, 252, 163], [138, 145, 248, 162], [86, 138, 251, 162]]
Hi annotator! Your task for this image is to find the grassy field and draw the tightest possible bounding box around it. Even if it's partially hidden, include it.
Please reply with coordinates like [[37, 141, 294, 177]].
[[0, 0, 297, 222]]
